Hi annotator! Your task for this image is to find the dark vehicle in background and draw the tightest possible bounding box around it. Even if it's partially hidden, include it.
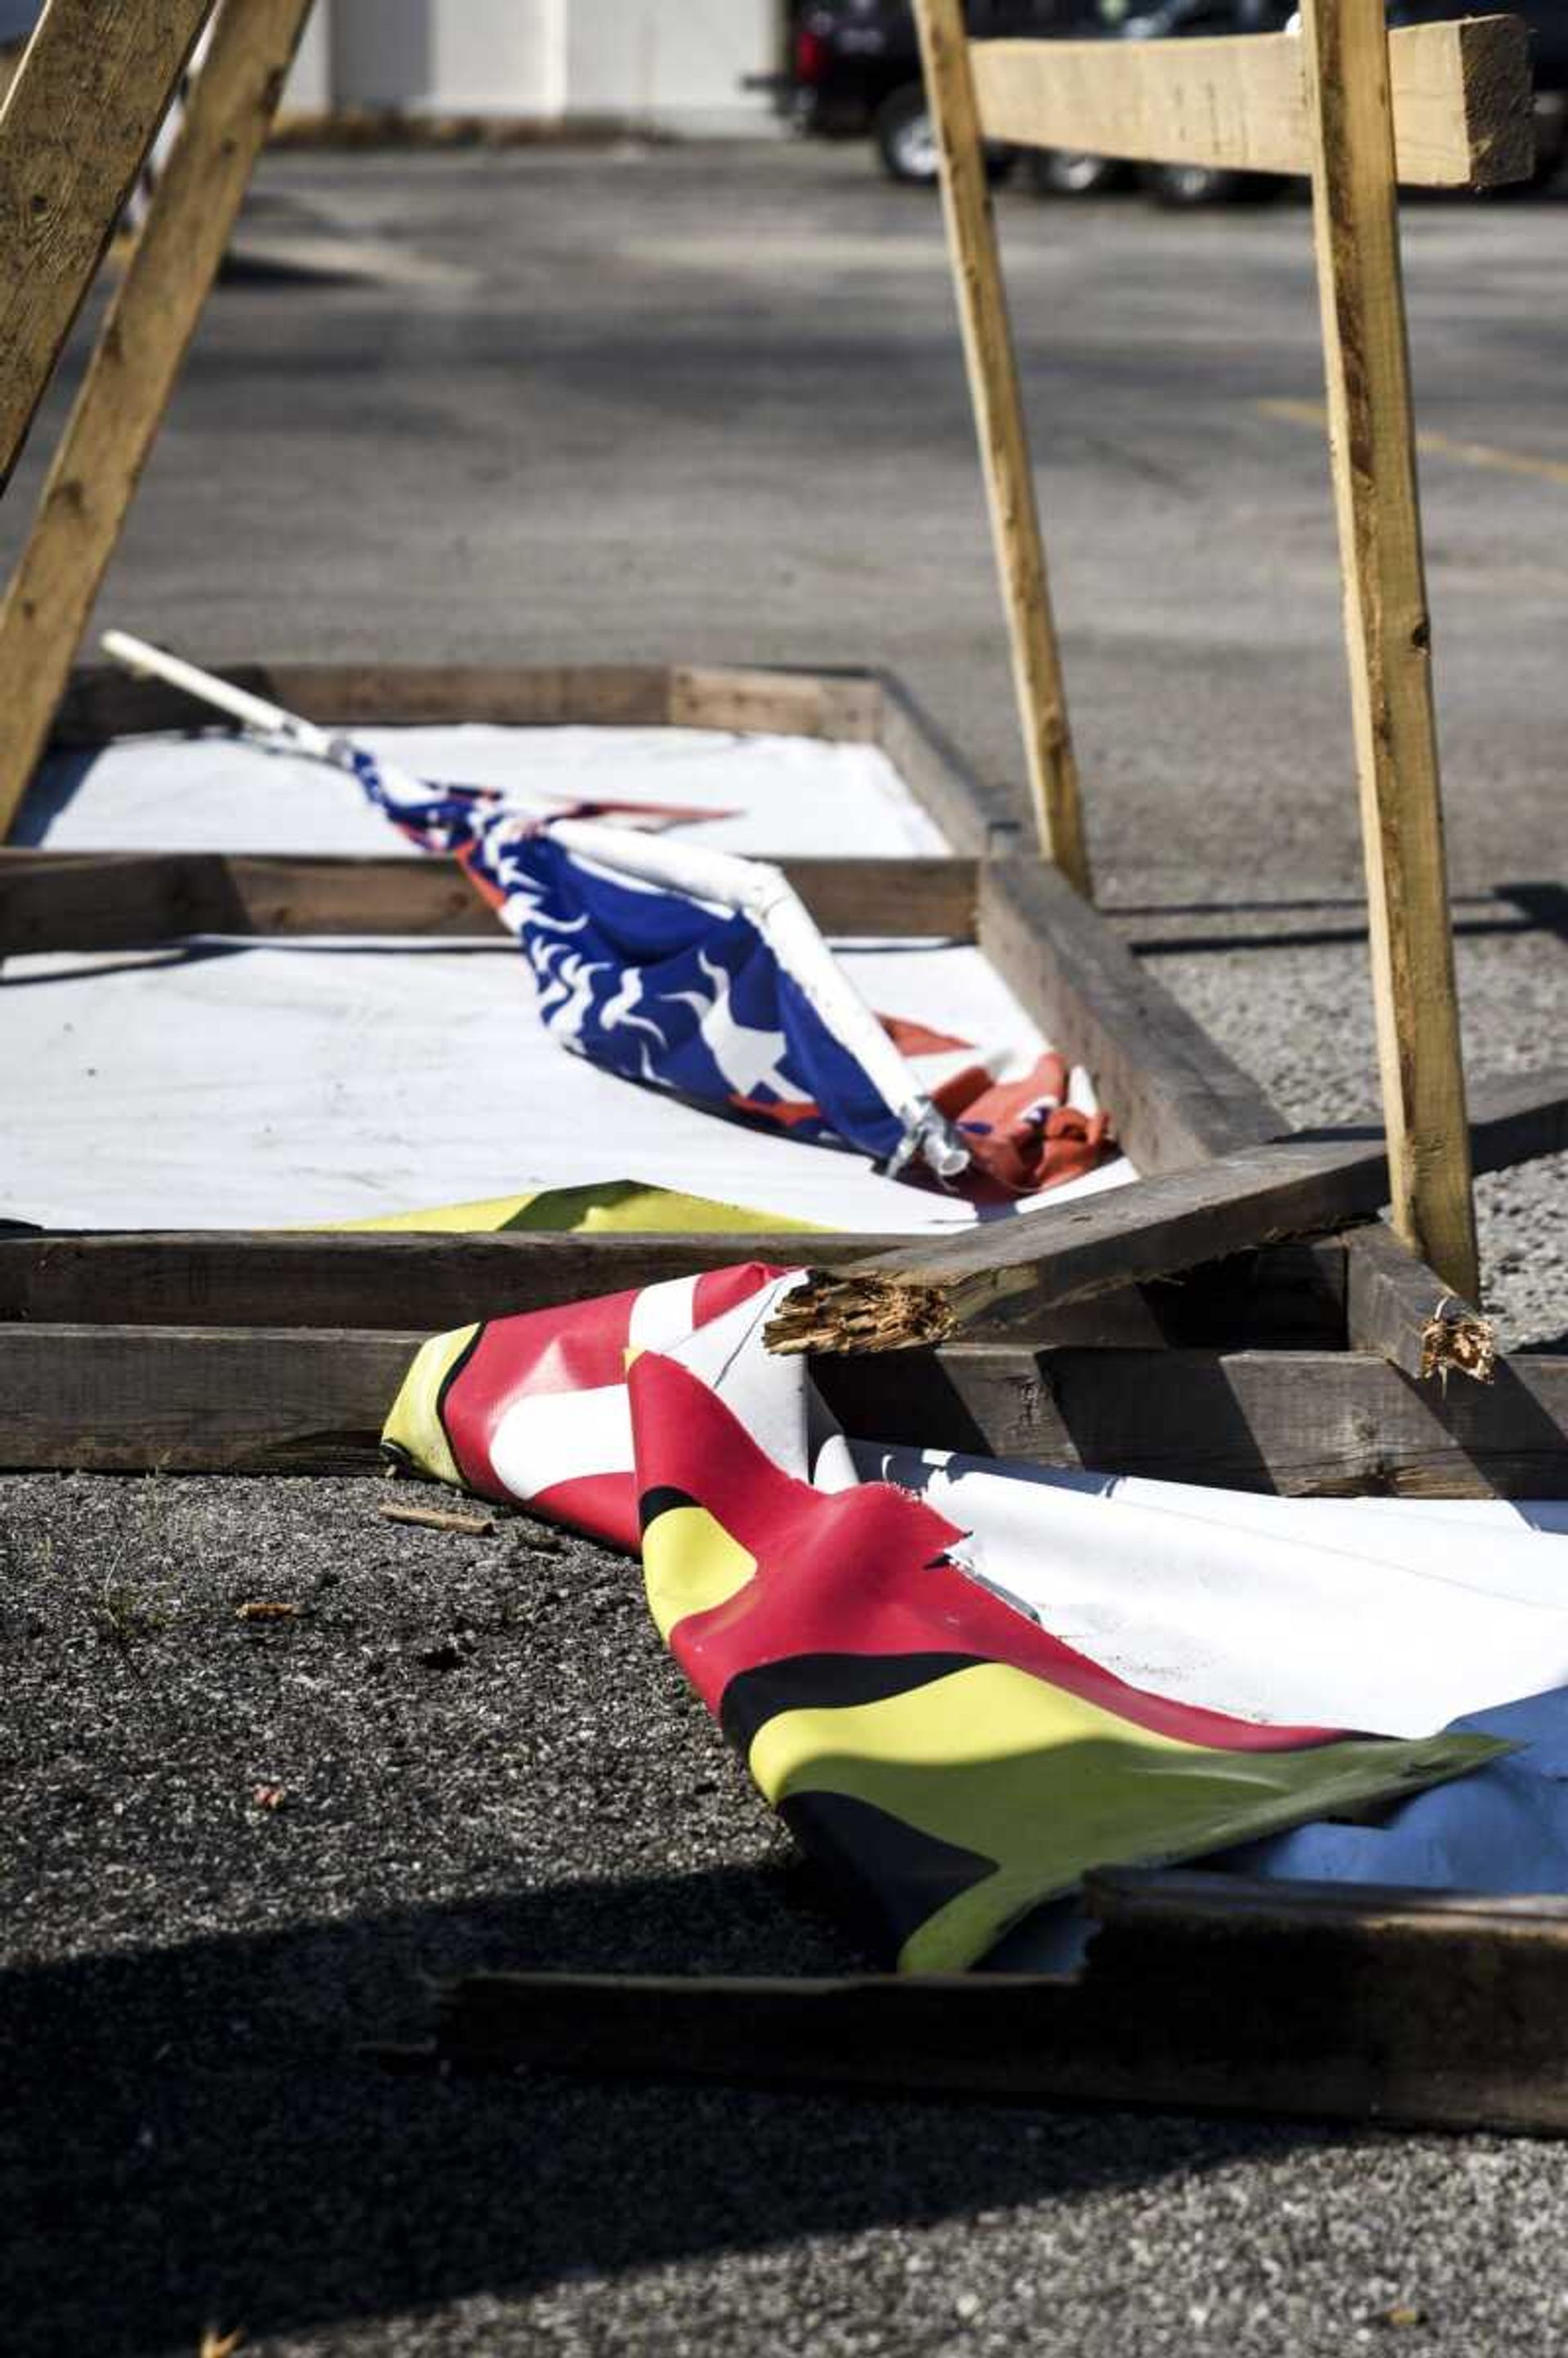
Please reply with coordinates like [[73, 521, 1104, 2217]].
[[776, 0, 1568, 198], [781, 0, 1107, 185]]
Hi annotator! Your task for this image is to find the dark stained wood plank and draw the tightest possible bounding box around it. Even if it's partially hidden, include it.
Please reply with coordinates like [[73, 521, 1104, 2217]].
[[46, 662, 676, 744], [42, 660, 906, 751], [0, 1322, 418, 1473], [768, 1067, 1568, 1353], [817, 1344, 1568, 1496], [433, 1865, 1568, 2135], [977, 861, 1285, 1172], [4, 1327, 1566, 1492], [872, 672, 1025, 857], [0, 0, 215, 490], [1344, 1215, 1495, 1385], [0, 1228, 1347, 1342], [0, 849, 980, 951]]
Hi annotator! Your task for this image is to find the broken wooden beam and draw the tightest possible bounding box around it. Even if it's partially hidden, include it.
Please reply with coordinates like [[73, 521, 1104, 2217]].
[[969, 15, 1533, 191], [1343, 1216, 1495, 1387], [433, 1866, 1568, 2136], [764, 1067, 1567, 1356], [0, 1227, 1205, 1342]]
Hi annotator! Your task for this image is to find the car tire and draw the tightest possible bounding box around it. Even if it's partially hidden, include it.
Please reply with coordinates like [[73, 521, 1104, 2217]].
[[1028, 149, 1127, 199], [872, 83, 1011, 186], [1143, 163, 1284, 207], [874, 85, 940, 184]]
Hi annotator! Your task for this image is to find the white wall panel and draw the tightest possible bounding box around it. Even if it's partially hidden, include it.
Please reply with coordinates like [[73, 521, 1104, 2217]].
[[316, 0, 777, 131]]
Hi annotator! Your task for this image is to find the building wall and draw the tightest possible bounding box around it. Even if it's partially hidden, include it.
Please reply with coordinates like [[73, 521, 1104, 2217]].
[[565, 0, 777, 135], [285, 0, 777, 132]]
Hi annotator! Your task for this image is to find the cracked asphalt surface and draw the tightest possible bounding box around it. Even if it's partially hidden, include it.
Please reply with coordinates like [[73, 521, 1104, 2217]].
[[3, 140, 1566, 2355]]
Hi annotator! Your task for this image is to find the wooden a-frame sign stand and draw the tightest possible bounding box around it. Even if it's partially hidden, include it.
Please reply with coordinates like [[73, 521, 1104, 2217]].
[[3, 0, 1568, 2138], [0, 0, 1565, 1502]]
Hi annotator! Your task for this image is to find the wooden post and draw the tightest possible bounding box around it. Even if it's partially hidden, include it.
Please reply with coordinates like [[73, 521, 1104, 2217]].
[[1300, 0, 1480, 1303], [0, 0, 216, 493], [0, 0, 316, 839], [910, 0, 1091, 897]]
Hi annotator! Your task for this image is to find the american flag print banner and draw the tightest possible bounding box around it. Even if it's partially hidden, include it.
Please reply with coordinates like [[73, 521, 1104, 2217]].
[[349, 746, 1113, 1200], [383, 1265, 1503, 1971]]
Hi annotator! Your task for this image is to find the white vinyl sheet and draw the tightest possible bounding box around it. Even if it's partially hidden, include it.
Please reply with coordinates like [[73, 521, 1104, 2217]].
[[849, 1446, 1568, 1738], [5, 725, 1134, 1229]]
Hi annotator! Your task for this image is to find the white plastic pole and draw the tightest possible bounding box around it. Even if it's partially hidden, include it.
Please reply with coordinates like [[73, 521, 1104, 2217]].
[[101, 629, 341, 759]]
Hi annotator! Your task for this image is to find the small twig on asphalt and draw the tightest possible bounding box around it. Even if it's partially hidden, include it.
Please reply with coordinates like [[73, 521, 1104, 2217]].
[[379, 1500, 497, 1536]]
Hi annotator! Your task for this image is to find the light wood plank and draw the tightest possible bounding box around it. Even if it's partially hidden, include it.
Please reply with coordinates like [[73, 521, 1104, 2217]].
[[0, 0, 318, 838], [970, 16, 1532, 189], [666, 666, 880, 742], [911, 0, 1090, 894], [1303, 0, 1480, 1303], [0, 0, 215, 491], [4, 1326, 1566, 1492]]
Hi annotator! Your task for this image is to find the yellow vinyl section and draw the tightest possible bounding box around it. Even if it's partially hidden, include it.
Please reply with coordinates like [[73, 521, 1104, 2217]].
[[642, 1504, 758, 1644], [314, 1179, 821, 1235], [381, 1322, 479, 1491], [744, 1665, 1494, 1973]]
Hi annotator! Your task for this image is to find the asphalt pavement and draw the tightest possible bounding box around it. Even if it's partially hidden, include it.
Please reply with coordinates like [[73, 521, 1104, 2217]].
[[3, 140, 1568, 2356]]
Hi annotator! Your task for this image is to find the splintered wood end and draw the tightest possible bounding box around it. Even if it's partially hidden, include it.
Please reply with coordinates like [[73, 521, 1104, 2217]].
[[1419, 1304, 1498, 1386], [764, 1270, 957, 1356]]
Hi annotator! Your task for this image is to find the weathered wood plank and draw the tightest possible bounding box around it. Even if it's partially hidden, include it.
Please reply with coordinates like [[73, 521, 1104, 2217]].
[[433, 1866, 1568, 2135], [4, 1326, 1565, 1493], [0, 849, 981, 951], [0, 0, 215, 490], [911, 0, 1090, 892], [666, 666, 880, 742], [817, 1344, 1568, 1498], [970, 16, 1533, 189], [872, 674, 1022, 858], [1344, 1215, 1494, 1385], [767, 1067, 1568, 1352], [0, 1322, 416, 1473], [0, 1229, 1346, 1344], [978, 861, 1284, 1172], [46, 662, 677, 745], [1303, 0, 1479, 1302], [0, 0, 317, 839]]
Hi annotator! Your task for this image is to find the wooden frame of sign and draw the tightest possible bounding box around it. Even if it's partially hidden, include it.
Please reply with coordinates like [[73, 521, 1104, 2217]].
[[3, 0, 1568, 2145], [2, 654, 1565, 1493]]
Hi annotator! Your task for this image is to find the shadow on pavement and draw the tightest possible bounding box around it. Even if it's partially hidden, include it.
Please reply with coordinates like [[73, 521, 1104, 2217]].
[[4, 1864, 1335, 2353]]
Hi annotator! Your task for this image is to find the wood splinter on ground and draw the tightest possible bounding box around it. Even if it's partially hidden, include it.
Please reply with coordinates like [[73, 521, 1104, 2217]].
[[378, 1499, 497, 1536]]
